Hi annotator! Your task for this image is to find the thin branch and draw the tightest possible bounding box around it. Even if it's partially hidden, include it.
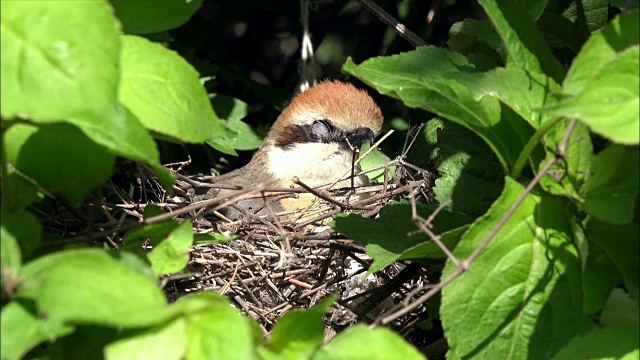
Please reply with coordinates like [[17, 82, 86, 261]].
[[356, 0, 427, 47]]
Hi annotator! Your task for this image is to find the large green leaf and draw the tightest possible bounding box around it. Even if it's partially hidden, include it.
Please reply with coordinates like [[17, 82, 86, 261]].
[[542, 46, 640, 144], [18, 249, 168, 328], [343, 47, 528, 171], [311, 325, 424, 360], [1, 0, 119, 123], [478, 0, 565, 82], [448, 19, 505, 64], [0, 1, 173, 190], [441, 178, 591, 359], [331, 201, 473, 273], [3, 123, 115, 207], [600, 288, 639, 328], [110, 0, 203, 34], [581, 229, 624, 314], [581, 145, 639, 224], [451, 67, 561, 128], [119, 35, 225, 144], [561, 0, 609, 34], [269, 298, 334, 360], [562, 11, 639, 95]]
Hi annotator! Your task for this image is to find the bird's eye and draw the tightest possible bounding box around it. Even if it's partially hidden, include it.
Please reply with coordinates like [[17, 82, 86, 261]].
[[311, 120, 332, 138]]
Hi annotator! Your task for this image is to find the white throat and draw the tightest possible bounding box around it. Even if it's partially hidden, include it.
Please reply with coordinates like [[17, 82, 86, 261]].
[[266, 143, 367, 188]]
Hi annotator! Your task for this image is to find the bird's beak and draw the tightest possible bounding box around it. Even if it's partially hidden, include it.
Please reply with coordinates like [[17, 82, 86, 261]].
[[346, 127, 376, 150]]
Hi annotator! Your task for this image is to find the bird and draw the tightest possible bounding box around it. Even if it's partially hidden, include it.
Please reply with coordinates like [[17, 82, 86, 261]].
[[192, 80, 384, 221]]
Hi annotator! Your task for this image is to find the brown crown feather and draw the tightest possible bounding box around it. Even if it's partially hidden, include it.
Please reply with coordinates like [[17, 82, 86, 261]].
[[274, 80, 383, 135]]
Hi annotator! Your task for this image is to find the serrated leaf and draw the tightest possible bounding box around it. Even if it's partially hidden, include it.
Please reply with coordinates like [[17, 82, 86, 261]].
[[585, 219, 640, 301], [582, 145, 639, 224], [441, 178, 591, 359], [311, 325, 425, 360], [562, 11, 639, 95], [343, 47, 528, 171], [331, 201, 473, 273], [542, 47, 640, 144], [105, 318, 187, 360], [119, 35, 225, 143], [552, 325, 639, 360], [110, 0, 203, 34], [18, 249, 167, 328], [478, 0, 565, 82], [147, 221, 194, 276], [3, 123, 115, 207], [269, 297, 335, 360]]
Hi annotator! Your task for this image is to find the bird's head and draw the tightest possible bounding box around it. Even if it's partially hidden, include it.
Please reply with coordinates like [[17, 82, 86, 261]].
[[258, 80, 384, 186]]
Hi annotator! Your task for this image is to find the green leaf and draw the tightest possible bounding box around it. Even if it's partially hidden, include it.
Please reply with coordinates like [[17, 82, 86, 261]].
[[429, 120, 506, 217], [441, 178, 592, 359], [552, 325, 639, 360], [1, 300, 73, 360], [448, 19, 505, 63], [1, 208, 42, 284], [561, 0, 609, 34], [582, 145, 639, 224], [207, 94, 262, 155], [478, 0, 565, 82], [543, 47, 640, 144], [105, 318, 187, 360], [193, 232, 237, 245], [18, 249, 168, 328], [119, 35, 225, 143], [562, 11, 639, 96], [1, 0, 120, 123], [3, 123, 115, 207], [585, 219, 640, 301], [0, 1, 174, 191], [537, 11, 585, 53], [582, 233, 624, 314], [110, 0, 203, 34], [269, 297, 335, 360], [311, 325, 425, 360], [539, 120, 593, 201], [331, 201, 473, 273], [451, 67, 562, 129], [343, 47, 527, 171], [185, 301, 257, 360], [359, 141, 395, 182], [600, 288, 640, 328], [147, 221, 194, 276]]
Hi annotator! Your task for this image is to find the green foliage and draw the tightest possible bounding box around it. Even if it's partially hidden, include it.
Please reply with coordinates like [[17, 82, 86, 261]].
[[2, 0, 639, 359]]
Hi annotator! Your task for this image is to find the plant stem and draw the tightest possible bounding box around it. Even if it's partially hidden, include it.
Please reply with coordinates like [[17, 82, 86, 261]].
[[510, 117, 563, 179]]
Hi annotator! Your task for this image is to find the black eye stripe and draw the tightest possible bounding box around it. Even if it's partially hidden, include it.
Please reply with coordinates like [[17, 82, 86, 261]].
[[274, 120, 375, 151]]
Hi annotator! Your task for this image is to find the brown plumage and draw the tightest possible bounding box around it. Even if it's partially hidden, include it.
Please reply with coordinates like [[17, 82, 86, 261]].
[[197, 80, 384, 220]]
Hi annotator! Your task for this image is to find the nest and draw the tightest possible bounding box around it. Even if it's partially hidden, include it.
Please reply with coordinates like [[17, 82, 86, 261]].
[[35, 146, 444, 352]]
